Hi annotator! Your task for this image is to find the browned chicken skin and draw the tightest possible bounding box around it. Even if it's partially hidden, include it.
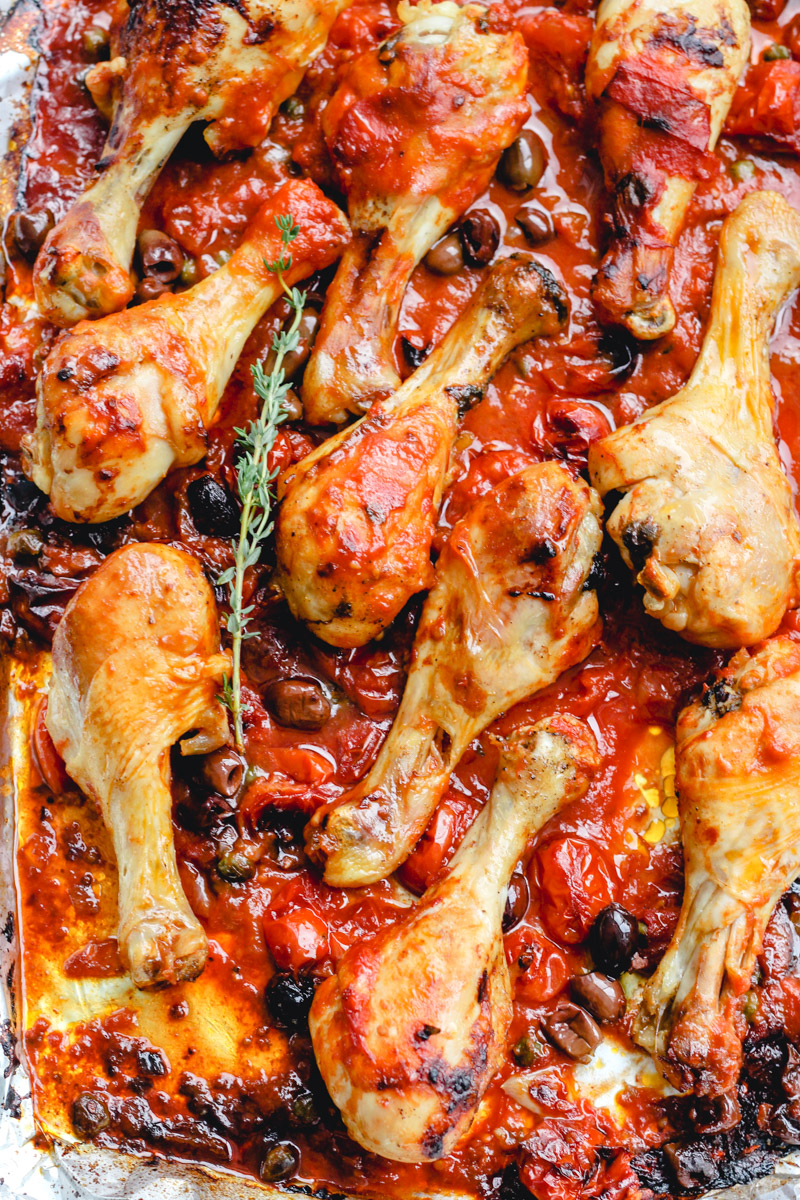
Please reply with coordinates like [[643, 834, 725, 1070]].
[[26, 180, 349, 523], [590, 190, 800, 648], [302, 0, 529, 425], [46, 544, 230, 989], [310, 716, 599, 1161], [276, 256, 568, 649], [634, 636, 800, 1096], [306, 462, 603, 887], [32, 0, 352, 325], [586, 0, 750, 339]]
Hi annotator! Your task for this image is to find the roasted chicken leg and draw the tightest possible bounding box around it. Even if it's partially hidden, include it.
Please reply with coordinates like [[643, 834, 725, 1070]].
[[634, 636, 800, 1095], [32, 0, 351, 326], [276, 256, 568, 649], [26, 180, 349, 523], [46, 543, 230, 989], [310, 717, 599, 1161], [306, 462, 603, 887], [589, 190, 800, 648], [302, 0, 529, 425], [586, 0, 750, 339]]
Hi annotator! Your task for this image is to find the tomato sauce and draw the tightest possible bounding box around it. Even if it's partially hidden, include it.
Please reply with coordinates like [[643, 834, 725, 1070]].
[[5, 0, 800, 1197]]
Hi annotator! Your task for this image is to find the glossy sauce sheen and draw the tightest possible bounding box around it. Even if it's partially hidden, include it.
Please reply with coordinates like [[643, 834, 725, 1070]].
[[5, 0, 800, 1197]]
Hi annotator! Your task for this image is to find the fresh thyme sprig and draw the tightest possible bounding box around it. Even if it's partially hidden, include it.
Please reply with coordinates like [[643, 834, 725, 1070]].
[[218, 213, 304, 751]]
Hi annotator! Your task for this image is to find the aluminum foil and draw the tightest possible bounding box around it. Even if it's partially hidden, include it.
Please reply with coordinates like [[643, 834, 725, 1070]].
[[0, 3, 799, 1197]]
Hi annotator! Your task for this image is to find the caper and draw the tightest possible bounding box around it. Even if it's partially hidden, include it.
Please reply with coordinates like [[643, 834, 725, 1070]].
[[7, 528, 44, 561], [764, 43, 791, 61], [82, 25, 110, 59], [259, 1140, 299, 1182], [512, 1033, 538, 1068], [217, 849, 256, 882]]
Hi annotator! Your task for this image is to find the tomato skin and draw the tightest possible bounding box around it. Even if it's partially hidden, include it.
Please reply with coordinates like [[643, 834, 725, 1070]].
[[31, 696, 70, 794], [506, 925, 572, 1003], [534, 836, 615, 945], [264, 878, 330, 971], [264, 909, 329, 971]]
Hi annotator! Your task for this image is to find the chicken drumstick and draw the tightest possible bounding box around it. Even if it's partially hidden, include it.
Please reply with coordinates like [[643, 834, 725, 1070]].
[[306, 462, 603, 887], [590, 190, 800, 648], [33, 0, 351, 325], [634, 637, 800, 1096], [46, 543, 230, 989], [310, 717, 599, 1162], [586, 0, 750, 339], [302, 0, 529, 425], [26, 180, 350, 524], [276, 256, 568, 649]]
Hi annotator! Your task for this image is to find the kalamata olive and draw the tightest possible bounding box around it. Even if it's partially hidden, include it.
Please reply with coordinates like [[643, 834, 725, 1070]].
[[265, 970, 318, 1031], [459, 209, 500, 267], [9, 208, 54, 262], [6, 476, 44, 513], [425, 233, 465, 276], [265, 678, 331, 730], [589, 903, 638, 976], [771, 1100, 800, 1144], [263, 309, 320, 380], [749, 0, 787, 18], [282, 388, 304, 421], [82, 24, 110, 58], [541, 1001, 601, 1062], [71, 1091, 111, 1138], [260, 1140, 300, 1182], [783, 1045, 800, 1097], [135, 276, 171, 303], [497, 130, 548, 193], [516, 203, 554, 245], [197, 747, 245, 797], [687, 1090, 740, 1135], [7, 528, 44, 561], [186, 475, 240, 538], [569, 971, 625, 1024], [502, 871, 530, 932], [663, 1141, 718, 1190], [138, 228, 185, 282]]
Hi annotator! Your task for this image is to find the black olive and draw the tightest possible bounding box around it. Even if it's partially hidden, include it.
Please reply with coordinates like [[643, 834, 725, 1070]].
[[569, 971, 625, 1024], [186, 475, 240, 538], [136, 1049, 168, 1076], [516, 203, 554, 246], [71, 1091, 111, 1138], [497, 130, 548, 193], [196, 747, 245, 797], [459, 209, 500, 267], [588, 903, 638, 976], [663, 1141, 718, 1190], [265, 678, 331, 730], [9, 208, 55, 262], [541, 1001, 601, 1062], [425, 233, 464, 276], [502, 871, 530, 932], [772, 1100, 800, 1143], [260, 1140, 300, 1182], [135, 276, 171, 303], [138, 229, 185, 283], [686, 1090, 740, 1135], [597, 328, 638, 382], [265, 970, 318, 1032], [5, 476, 44, 513]]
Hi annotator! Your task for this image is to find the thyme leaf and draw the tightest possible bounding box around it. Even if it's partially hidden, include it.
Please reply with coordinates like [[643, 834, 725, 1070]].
[[218, 212, 303, 751]]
